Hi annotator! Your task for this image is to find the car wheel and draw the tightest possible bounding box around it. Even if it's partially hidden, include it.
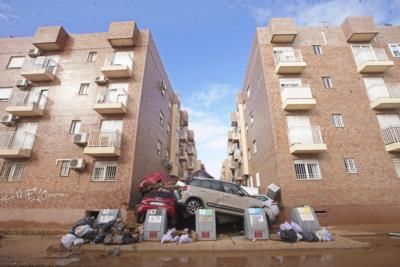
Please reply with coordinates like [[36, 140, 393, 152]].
[[186, 198, 203, 215]]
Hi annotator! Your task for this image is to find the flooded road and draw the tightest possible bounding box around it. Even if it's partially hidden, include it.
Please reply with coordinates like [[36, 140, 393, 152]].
[[1, 234, 399, 267]]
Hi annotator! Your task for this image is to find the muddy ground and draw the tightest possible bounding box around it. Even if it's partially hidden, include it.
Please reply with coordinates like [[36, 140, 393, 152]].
[[0, 224, 399, 267]]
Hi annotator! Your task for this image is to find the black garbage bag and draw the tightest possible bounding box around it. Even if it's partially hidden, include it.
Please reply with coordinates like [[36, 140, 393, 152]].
[[83, 229, 98, 241], [301, 231, 319, 242], [280, 229, 298, 243], [122, 232, 134, 244], [93, 234, 105, 244], [70, 216, 96, 233]]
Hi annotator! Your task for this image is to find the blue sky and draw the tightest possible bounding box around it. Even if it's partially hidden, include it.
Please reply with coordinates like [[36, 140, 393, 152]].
[[0, 0, 399, 177]]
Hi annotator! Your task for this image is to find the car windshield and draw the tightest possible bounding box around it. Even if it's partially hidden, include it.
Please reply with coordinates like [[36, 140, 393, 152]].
[[239, 186, 250, 196], [147, 191, 175, 198]]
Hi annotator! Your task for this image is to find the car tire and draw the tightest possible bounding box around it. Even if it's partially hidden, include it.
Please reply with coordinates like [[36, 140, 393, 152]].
[[185, 198, 203, 216]]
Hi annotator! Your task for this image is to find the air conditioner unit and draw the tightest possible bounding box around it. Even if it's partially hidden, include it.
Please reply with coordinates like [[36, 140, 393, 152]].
[[15, 79, 31, 89], [73, 133, 88, 146], [0, 114, 18, 126], [95, 76, 108, 85], [162, 159, 173, 169], [70, 159, 86, 170], [28, 48, 41, 58]]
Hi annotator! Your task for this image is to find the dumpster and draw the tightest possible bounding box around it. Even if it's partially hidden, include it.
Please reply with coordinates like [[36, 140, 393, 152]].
[[195, 208, 216, 241], [96, 209, 121, 224], [244, 208, 269, 240], [143, 208, 168, 240], [291, 205, 320, 232]]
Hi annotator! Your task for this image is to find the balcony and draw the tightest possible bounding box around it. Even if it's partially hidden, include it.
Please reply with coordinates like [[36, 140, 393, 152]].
[[233, 148, 241, 161], [366, 83, 400, 109], [380, 126, 400, 152], [21, 57, 58, 82], [353, 48, 394, 73], [93, 90, 128, 115], [179, 150, 188, 161], [188, 130, 194, 141], [187, 145, 195, 155], [288, 126, 327, 154], [0, 132, 36, 158], [228, 131, 240, 143], [187, 161, 195, 170], [274, 50, 306, 74], [231, 112, 238, 127], [179, 129, 188, 143], [101, 54, 133, 78], [83, 130, 122, 157], [281, 85, 316, 111], [6, 92, 46, 117]]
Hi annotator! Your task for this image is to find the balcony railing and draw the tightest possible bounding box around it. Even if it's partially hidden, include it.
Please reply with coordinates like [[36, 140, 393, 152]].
[[354, 48, 389, 66], [9, 92, 46, 108], [367, 83, 400, 102], [288, 126, 324, 145], [274, 49, 304, 64], [87, 130, 122, 148], [104, 54, 133, 69], [21, 57, 58, 81], [101, 54, 134, 78], [281, 85, 313, 101], [0, 132, 36, 149], [96, 90, 128, 105], [381, 126, 400, 145]]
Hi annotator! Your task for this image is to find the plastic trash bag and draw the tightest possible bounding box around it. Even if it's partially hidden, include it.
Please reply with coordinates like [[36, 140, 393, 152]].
[[301, 231, 319, 242], [280, 229, 298, 243], [60, 234, 77, 249], [74, 225, 93, 238], [178, 234, 193, 243], [290, 221, 303, 234], [73, 238, 85, 246], [316, 227, 334, 241], [161, 228, 176, 244], [280, 221, 293, 231]]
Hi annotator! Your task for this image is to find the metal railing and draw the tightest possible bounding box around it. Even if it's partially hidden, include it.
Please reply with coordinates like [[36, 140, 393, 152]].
[[381, 126, 400, 145], [0, 131, 36, 149], [23, 56, 58, 74], [281, 85, 313, 102], [96, 89, 128, 105], [86, 130, 122, 148], [288, 126, 324, 145], [8, 92, 47, 108], [366, 83, 400, 102], [179, 129, 188, 140], [354, 48, 389, 66], [274, 49, 304, 64], [104, 54, 133, 69]]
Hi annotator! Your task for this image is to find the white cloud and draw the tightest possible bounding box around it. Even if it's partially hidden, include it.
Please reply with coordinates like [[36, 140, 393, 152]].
[[183, 83, 237, 178], [246, 0, 400, 26], [0, 1, 18, 24]]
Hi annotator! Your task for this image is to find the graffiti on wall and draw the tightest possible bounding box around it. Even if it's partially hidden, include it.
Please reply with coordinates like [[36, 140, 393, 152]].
[[0, 187, 67, 204]]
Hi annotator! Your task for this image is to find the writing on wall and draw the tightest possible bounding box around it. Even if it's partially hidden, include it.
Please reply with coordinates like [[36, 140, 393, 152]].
[[0, 187, 67, 204]]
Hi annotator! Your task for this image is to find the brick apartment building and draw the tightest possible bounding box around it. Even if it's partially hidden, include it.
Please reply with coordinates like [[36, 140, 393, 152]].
[[0, 21, 200, 224], [223, 16, 400, 224]]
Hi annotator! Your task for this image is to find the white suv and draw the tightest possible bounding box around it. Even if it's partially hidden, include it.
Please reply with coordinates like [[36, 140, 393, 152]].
[[177, 178, 276, 223]]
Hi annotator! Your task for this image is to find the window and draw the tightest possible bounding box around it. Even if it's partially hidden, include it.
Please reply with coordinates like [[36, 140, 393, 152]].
[[294, 159, 321, 180], [252, 140, 257, 154], [0, 161, 25, 182], [168, 101, 172, 110], [59, 160, 71, 177], [332, 114, 344, 128], [256, 172, 260, 187], [344, 157, 357, 174], [69, 120, 81, 134], [245, 123, 248, 133], [159, 111, 164, 126], [246, 86, 251, 98], [389, 44, 400, 57], [87, 51, 97, 62], [7, 56, 25, 69], [157, 140, 162, 156], [249, 176, 254, 187], [223, 182, 241, 195], [247, 148, 251, 160], [322, 76, 333, 89], [78, 83, 89, 95], [167, 124, 171, 136], [165, 149, 169, 159], [313, 45, 323, 55], [0, 87, 12, 101], [91, 161, 117, 181], [392, 158, 400, 177], [250, 112, 254, 125]]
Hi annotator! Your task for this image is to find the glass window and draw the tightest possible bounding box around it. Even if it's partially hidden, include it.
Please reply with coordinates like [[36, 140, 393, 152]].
[[253, 140, 257, 154], [0, 87, 12, 101], [91, 161, 117, 181], [0, 161, 25, 182], [69, 120, 81, 134], [294, 160, 321, 180], [256, 172, 260, 187], [167, 124, 171, 136], [59, 160, 71, 177], [7, 56, 25, 69], [159, 111, 164, 126], [87, 51, 97, 62], [322, 76, 333, 89], [157, 140, 162, 156], [332, 114, 344, 128], [79, 83, 89, 95], [222, 182, 241, 195], [392, 158, 400, 177], [344, 157, 357, 174], [389, 44, 400, 57], [313, 45, 323, 55], [250, 112, 254, 125], [246, 86, 250, 98]]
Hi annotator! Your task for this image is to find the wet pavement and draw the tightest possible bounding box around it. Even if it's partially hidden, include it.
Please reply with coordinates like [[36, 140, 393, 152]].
[[0, 225, 400, 266]]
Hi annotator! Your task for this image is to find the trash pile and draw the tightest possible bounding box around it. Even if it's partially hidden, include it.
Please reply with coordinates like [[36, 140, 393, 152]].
[[60, 209, 140, 250], [277, 221, 334, 243], [160, 228, 196, 244]]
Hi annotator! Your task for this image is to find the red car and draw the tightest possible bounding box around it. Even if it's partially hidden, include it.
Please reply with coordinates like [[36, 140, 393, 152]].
[[139, 172, 177, 193], [136, 190, 178, 226]]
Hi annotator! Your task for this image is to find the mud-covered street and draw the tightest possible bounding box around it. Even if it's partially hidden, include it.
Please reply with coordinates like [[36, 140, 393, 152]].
[[1, 224, 400, 267]]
